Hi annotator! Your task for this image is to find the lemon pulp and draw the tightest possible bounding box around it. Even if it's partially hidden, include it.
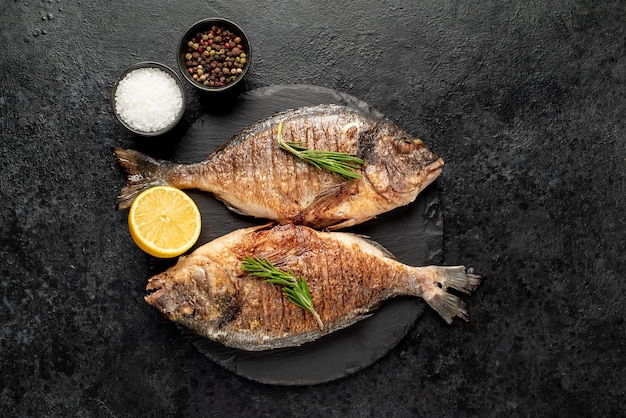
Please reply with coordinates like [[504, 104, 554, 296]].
[[128, 186, 201, 258]]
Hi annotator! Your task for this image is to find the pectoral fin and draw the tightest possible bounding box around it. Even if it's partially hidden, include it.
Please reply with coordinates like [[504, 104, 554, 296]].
[[307, 184, 349, 208], [297, 183, 358, 229], [225, 203, 248, 216]]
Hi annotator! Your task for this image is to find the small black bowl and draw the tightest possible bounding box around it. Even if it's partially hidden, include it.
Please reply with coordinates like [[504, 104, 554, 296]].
[[177, 18, 251, 93], [111, 61, 186, 136]]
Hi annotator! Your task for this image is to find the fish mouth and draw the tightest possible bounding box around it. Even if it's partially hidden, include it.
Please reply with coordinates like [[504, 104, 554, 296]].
[[425, 167, 442, 185], [424, 158, 444, 185]]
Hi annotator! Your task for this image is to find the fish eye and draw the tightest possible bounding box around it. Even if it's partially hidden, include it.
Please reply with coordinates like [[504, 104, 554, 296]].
[[397, 138, 414, 154]]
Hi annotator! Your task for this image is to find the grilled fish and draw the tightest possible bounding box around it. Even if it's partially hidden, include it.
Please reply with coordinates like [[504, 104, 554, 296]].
[[115, 104, 443, 229], [145, 223, 481, 351]]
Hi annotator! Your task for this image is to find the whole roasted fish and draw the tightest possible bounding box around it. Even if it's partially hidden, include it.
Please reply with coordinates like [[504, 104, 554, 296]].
[[145, 223, 481, 351], [115, 104, 443, 229]]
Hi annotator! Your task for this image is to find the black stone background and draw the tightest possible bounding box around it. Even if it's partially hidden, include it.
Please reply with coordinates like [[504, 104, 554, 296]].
[[1, 1, 624, 417]]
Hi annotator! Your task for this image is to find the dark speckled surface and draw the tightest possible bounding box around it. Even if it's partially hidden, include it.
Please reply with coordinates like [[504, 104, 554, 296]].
[[1, 1, 625, 417]]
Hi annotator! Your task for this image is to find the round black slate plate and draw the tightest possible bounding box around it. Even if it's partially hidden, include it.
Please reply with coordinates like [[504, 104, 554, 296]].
[[166, 84, 443, 385]]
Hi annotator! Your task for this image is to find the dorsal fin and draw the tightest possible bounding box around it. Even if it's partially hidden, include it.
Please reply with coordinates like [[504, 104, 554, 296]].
[[330, 231, 397, 260], [353, 234, 396, 260]]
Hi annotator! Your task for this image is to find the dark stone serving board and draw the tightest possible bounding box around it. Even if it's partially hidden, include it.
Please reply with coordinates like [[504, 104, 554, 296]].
[[161, 84, 443, 385]]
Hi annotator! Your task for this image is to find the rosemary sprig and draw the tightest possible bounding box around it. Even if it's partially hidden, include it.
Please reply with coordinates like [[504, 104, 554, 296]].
[[241, 256, 324, 329], [276, 120, 365, 180]]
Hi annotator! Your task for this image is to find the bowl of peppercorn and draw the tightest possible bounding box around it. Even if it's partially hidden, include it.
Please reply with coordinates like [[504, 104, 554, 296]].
[[178, 18, 251, 93]]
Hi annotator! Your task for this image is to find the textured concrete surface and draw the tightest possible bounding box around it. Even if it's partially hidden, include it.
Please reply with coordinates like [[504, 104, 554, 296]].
[[1, 1, 625, 417]]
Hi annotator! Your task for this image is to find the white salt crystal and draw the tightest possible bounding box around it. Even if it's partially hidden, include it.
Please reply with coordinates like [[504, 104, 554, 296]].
[[114, 67, 184, 133]]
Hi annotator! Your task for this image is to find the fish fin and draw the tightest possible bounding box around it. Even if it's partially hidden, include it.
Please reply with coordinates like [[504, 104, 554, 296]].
[[113, 148, 174, 209], [341, 233, 396, 260], [422, 266, 482, 324], [224, 204, 248, 216], [325, 218, 359, 230], [361, 237, 396, 259], [307, 184, 347, 208], [250, 222, 279, 231], [299, 183, 356, 228]]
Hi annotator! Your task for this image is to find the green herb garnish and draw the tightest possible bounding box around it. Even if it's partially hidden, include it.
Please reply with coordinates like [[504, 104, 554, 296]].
[[242, 256, 324, 329], [276, 120, 365, 180]]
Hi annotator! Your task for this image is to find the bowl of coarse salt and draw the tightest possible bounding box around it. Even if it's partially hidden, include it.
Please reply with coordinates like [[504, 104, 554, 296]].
[[112, 62, 186, 136]]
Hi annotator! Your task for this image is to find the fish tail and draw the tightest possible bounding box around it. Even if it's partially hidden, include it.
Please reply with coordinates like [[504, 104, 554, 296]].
[[114, 148, 176, 209], [420, 266, 482, 324]]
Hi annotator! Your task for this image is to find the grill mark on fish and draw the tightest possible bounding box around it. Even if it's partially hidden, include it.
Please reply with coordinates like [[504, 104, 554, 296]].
[[277, 284, 287, 335], [301, 124, 313, 201], [336, 240, 349, 310], [320, 247, 331, 318], [288, 123, 302, 205], [249, 130, 257, 201], [260, 129, 269, 207]]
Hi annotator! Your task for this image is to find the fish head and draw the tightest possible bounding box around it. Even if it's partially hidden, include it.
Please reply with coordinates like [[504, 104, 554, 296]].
[[362, 122, 444, 204], [145, 256, 242, 328]]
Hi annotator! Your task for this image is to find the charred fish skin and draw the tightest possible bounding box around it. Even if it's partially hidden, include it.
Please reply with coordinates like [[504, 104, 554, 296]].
[[115, 104, 444, 229], [144, 223, 481, 351]]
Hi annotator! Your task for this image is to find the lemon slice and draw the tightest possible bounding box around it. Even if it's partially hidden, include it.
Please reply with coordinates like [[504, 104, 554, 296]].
[[128, 186, 202, 258]]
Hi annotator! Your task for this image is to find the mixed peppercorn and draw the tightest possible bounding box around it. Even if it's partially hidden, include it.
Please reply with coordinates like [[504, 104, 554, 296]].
[[183, 25, 248, 88]]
